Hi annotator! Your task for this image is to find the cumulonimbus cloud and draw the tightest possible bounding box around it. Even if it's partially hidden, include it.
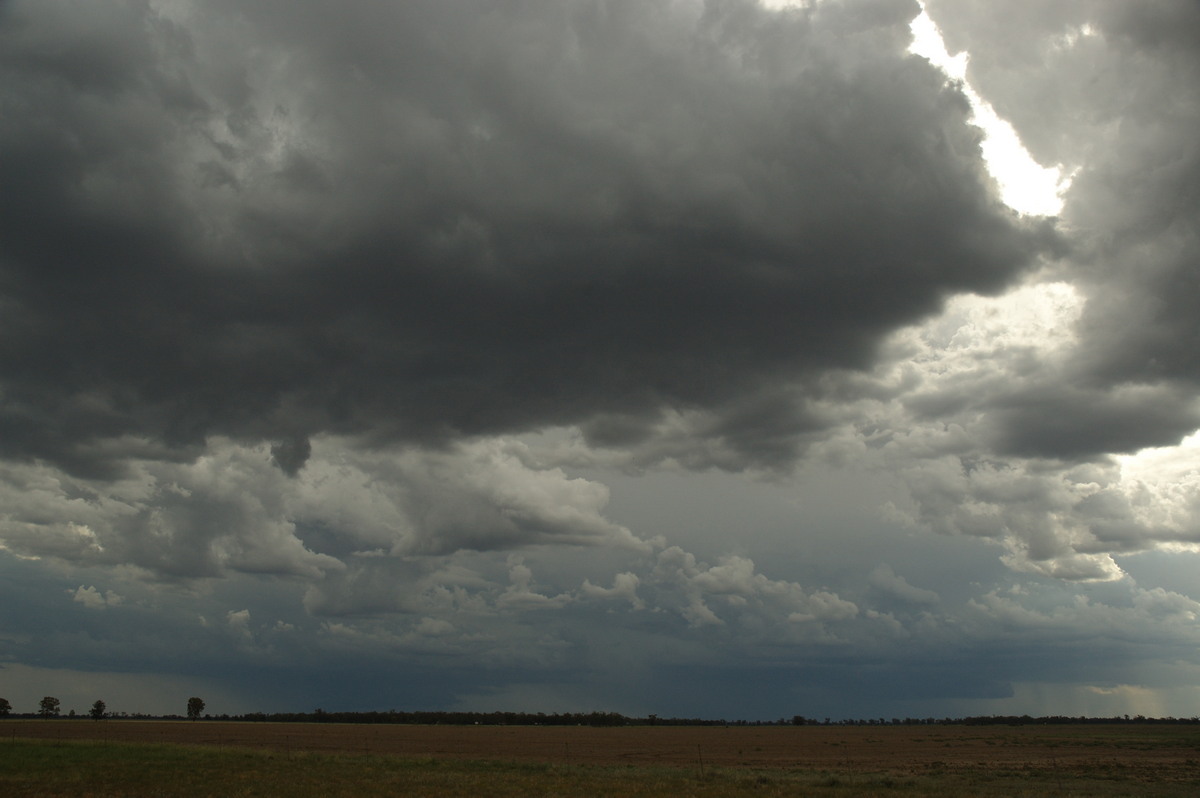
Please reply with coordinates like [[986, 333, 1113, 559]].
[[0, 0, 1052, 482]]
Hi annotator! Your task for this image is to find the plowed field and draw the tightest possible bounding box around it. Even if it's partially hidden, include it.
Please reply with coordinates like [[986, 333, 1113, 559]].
[[7, 720, 1200, 781]]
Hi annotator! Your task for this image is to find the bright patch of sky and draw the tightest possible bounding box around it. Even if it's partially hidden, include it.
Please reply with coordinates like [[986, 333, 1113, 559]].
[[763, 0, 1068, 216], [764, 0, 1193, 591], [907, 5, 1070, 217], [902, 6, 1199, 545]]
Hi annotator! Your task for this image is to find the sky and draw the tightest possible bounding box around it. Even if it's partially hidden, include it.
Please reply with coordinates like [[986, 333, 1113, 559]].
[[1, 0, 1198, 721]]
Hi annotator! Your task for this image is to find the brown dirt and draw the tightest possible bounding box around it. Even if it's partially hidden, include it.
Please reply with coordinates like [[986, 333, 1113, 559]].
[[6, 720, 1200, 780]]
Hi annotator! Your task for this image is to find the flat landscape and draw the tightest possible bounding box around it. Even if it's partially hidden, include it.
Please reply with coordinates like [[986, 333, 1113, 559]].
[[6, 720, 1200, 774], [5, 720, 1200, 796]]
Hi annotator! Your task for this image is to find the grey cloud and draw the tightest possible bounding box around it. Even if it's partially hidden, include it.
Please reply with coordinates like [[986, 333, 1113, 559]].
[[926, 0, 1199, 170], [270, 436, 311, 476], [7, 518, 1200, 720], [868, 563, 939, 605], [0, 436, 644, 582], [836, 260, 1199, 581], [838, 288, 1176, 580], [878, 438, 1125, 582], [965, 584, 1200, 647], [580, 572, 644, 609], [496, 558, 575, 611], [982, 382, 1200, 460], [0, 0, 1053, 479], [923, 0, 1200, 452], [648, 545, 858, 631], [876, 415, 1200, 581], [300, 531, 863, 647], [7, 0, 1200, 723], [904, 372, 1200, 463]]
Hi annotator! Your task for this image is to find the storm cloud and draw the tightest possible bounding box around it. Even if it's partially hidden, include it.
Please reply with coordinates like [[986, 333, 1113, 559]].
[[2, 0, 1198, 721], [0, 0, 1051, 479]]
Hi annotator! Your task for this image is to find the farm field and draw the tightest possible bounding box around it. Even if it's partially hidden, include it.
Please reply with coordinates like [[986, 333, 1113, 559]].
[[4, 720, 1200, 796]]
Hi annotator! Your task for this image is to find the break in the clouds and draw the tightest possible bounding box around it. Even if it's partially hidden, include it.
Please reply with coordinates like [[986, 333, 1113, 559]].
[[1, 0, 1198, 720]]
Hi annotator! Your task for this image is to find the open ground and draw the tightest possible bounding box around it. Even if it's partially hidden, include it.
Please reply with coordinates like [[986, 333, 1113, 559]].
[[6, 720, 1200, 781]]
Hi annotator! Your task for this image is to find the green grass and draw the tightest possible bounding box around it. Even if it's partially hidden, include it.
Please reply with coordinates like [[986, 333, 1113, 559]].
[[3, 738, 1200, 797]]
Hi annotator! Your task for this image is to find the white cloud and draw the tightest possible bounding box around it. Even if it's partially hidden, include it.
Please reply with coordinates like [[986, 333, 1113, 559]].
[[497, 557, 574, 611], [821, 274, 1199, 583], [71, 585, 123, 610], [580, 572, 644, 610], [294, 437, 650, 558], [651, 546, 858, 630], [0, 435, 650, 585], [226, 609, 252, 635]]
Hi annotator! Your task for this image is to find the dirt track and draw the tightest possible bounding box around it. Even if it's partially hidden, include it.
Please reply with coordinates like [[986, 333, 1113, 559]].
[[7, 720, 1200, 778]]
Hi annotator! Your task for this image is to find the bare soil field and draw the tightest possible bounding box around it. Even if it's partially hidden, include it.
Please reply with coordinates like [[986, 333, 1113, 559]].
[[6, 720, 1200, 781]]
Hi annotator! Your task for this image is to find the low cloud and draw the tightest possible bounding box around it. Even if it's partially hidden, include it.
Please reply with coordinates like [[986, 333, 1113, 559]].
[[0, 436, 645, 583], [651, 546, 859, 631], [868, 564, 939, 605], [965, 585, 1200, 646], [581, 572, 644, 610], [71, 585, 123, 610]]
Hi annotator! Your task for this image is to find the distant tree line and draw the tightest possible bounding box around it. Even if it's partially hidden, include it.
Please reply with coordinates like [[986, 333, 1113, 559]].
[[789, 714, 1200, 727], [195, 710, 1200, 727], [0, 696, 1196, 727], [233, 710, 642, 726], [0, 696, 207, 721]]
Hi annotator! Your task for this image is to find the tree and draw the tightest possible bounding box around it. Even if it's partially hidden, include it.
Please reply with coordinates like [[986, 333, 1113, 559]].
[[187, 696, 205, 721], [38, 696, 61, 718], [90, 700, 107, 720], [0, 698, 11, 716]]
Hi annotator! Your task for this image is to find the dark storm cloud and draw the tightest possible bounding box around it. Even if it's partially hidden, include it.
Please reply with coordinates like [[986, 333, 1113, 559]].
[[270, 436, 311, 476], [0, 0, 1053, 477], [6, 0, 1200, 725], [983, 382, 1200, 460], [923, 0, 1200, 460]]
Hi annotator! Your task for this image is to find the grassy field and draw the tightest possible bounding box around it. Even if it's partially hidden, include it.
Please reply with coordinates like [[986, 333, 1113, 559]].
[[3, 722, 1200, 796]]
